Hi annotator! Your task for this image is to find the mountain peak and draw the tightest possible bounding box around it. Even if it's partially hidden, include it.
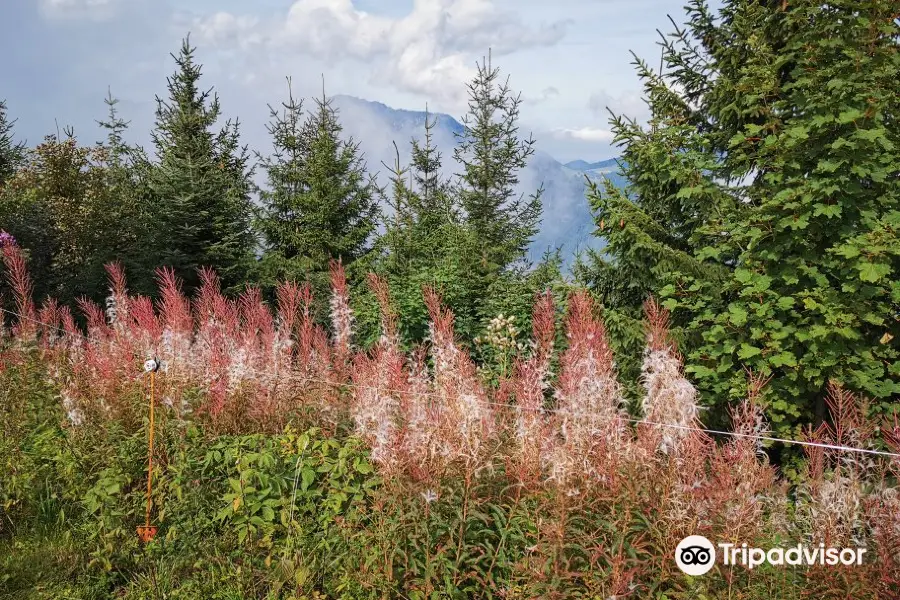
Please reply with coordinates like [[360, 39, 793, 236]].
[[323, 95, 625, 268], [564, 158, 619, 171], [332, 95, 465, 137]]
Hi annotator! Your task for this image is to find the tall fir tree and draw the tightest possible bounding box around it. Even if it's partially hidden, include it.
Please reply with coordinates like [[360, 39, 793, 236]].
[[256, 83, 378, 311], [147, 37, 254, 294], [578, 0, 900, 434], [363, 99, 564, 350], [409, 105, 446, 212], [362, 111, 483, 345], [95, 90, 157, 296], [453, 52, 543, 277], [0, 100, 26, 188]]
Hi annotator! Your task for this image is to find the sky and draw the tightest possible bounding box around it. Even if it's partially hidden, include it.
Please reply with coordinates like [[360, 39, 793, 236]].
[[1, 0, 701, 163]]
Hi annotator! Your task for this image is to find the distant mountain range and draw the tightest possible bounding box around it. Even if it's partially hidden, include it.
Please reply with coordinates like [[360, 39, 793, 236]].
[[564, 158, 618, 171], [330, 95, 627, 267]]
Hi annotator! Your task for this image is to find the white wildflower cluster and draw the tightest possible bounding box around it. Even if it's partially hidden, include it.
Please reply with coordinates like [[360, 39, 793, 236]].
[[640, 347, 700, 455], [546, 303, 625, 491], [159, 328, 191, 375], [105, 295, 119, 327], [401, 353, 439, 471], [732, 399, 769, 458], [428, 318, 494, 470], [330, 286, 354, 351], [61, 389, 84, 427], [513, 355, 552, 470], [353, 371, 399, 466], [474, 314, 526, 354]]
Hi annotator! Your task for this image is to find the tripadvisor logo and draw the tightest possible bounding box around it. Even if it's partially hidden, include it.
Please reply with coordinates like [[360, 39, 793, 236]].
[[675, 535, 867, 575], [675, 535, 716, 576]]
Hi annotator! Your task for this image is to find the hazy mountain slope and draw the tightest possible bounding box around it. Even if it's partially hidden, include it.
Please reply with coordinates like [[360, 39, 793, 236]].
[[330, 95, 626, 266]]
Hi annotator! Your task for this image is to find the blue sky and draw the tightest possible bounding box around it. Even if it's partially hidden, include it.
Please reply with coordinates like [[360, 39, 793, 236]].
[[1, 0, 704, 162]]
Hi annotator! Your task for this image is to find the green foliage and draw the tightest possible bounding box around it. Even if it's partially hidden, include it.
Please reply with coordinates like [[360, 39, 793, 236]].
[[364, 112, 473, 342], [0, 99, 26, 188], [454, 52, 542, 274], [0, 121, 152, 305], [146, 37, 255, 294], [579, 0, 900, 430], [357, 76, 560, 351], [256, 82, 379, 311]]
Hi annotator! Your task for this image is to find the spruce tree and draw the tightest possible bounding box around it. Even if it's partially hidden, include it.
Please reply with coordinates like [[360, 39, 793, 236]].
[[148, 37, 254, 294], [578, 0, 900, 433], [95, 91, 156, 296], [0, 100, 25, 187], [255, 79, 308, 291], [453, 52, 543, 275], [410, 105, 445, 211], [572, 48, 733, 391], [363, 112, 482, 345], [256, 83, 378, 306]]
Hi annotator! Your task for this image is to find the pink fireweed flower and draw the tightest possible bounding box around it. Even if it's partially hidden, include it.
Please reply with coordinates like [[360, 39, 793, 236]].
[[424, 288, 494, 473], [2, 243, 37, 341], [329, 260, 354, 383], [512, 291, 556, 485], [547, 290, 624, 489], [351, 275, 412, 474]]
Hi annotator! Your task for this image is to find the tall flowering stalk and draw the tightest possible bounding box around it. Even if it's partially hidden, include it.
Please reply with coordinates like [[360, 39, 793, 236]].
[[329, 260, 353, 385], [510, 291, 556, 487], [798, 383, 876, 548], [546, 290, 624, 491], [156, 267, 194, 392], [638, 297, 700, 455], [701, 374, 778, 542], [424, 287, 494, 475], [351, 274, 408, 473], [1, 243, 37, 342], [193, 268, 237, 419]]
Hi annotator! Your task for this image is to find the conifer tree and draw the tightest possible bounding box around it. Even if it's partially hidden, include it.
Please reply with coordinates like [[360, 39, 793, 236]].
[[0, 100, 25, 187], [383, 108, 459, 267], [256, 83, 378, 307], [364, 113, 482, 345], [410, 105, 446, 211], [255, 79, 308, 291], [453, 52, 543, 275], [579, 0, 900, 432], [364, 101, 561, 349], [95, 91, 156, 296], [147, 37, 254, 294]]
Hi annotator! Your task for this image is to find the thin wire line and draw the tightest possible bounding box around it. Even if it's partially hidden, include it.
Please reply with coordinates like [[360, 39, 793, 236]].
[[1, 306, 117, 347], [2, 306, 899, 460], [1, 306, 151, 380]]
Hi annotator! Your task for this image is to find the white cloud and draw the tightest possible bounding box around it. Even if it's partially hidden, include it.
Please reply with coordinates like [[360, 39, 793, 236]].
[[523, 86, 560, 105], [552, 127, 615, 143], [192, 0, 570, 110], [193, 13, 263, 50], [587, 89, 647, 121], [39, 0, 119, 19]]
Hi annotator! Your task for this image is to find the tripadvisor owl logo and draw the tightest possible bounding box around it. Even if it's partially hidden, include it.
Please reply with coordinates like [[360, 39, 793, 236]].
[[675, 535, 716, 575]]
